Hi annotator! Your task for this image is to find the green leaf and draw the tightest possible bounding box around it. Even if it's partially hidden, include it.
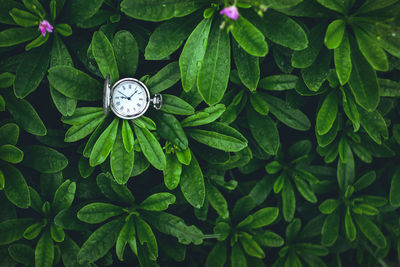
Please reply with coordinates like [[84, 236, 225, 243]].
[[164, 153, 182, 190], [354, 214, 386, 248], [139, 192, 176, 211], [24, 222, 43, 239], [359, 108, 388, 144], [291, 24, 325, 68], [78, 217, 125, 263], [247, 207, 279, 228], [35, 231, 54, 267], [186, 122, 247, 152], [144, 211, 204, 245], [239, 232, 265, 259], [321, 209, 340, 246], [390, 167, 400, 206], [111, 125, 134, 184], [121, 0, 205, 21], [154, 112, 188, 150], [147, 62, 181, 94], [122, 120, 134, 152], [344, 208, 356, 241], [116, 216, 135, 261], [353, 171, 376, 193], [254, 230, 284, 247], [261, 93, 311, 131], [8, 244, 34, 266], [0, 218, 34, 245], [92, 30, 119, 83], [52, 179, 76, 214], [160, 94, 195, 115], [0, 72, 15, 88], [295, 243, 328, 256], [0, 144, 23, 163], [22, 0, 46, 18], [64, 116, 105, 143], [232, 40, 260, 91], [96, 172, 135, 204], [134, 125, 166, 171], [206, 182, 229, 219], [0, 27, 38, 47], [13, 43, 50, 98], [319, 199, 340, 214], [22, 145, 68, 173], [316, 91, 338, 135], [78, 203, 124, 223], [301, 48, 331, 91], [316, 0, 346, 13], [48, 66, 102, 101], [232, 195, 255, 220], [334, 33, 352, 85], [0, 123, 19, 146], [293, 176, 317, 203], [50, 223, 65, 242], [205, 242, 226, 267], [90, 118, 119, 166], [50, 87, 77, 117], [197, 18, 231, 105], [2, 163, 30, 208], [9, 8, 39, 27], [247, 107, 279, 155], [324, 19, 346, 49], [353, 24, 388, 71], [181, 104, 226, 127], [231, 16, 268, 57], [337, 148, 355, 192], [355, 0, 398, 14], [136, 216, 158, 260], [231, 243, 247, 267], [180, 18, 212, 92], [112, 30, 138, 77], [249, 93, 269, 115], [145, 15, 199, 60], [282, 179, 296, 222], [348, 41, 380, 112], [3, 91, 46, 136], [259, 74, 298, 91], [63, 0, 104, 23], [260, 10, 308, 51], [180, 152, 205, 208]]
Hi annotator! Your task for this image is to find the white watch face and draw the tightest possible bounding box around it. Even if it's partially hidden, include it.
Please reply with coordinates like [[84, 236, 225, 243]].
[[110, 79, 150, 119]]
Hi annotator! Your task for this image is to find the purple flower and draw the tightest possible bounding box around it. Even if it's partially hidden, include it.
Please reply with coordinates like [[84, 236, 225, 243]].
[[220, 6, 239, 21], [39, 20, 53, 37]]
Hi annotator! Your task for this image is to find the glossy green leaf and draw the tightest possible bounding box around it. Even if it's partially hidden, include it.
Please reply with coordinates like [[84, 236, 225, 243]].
[[232, 39, 260, 91], [316, 0, 346, 13], [116, 216, 135, 261], [139, 192, 176, 211], [206, 182, 229, 219], [231, 243, 247, 267], [154, 112, 188, 150], [316, 91, 338, 135], [145, 15, 199, 60], [359, 108, 388, 144], [334, 33, 352, 85], [180, 18, 212, 92], [121, 0, 205, 21], [249, 93, 269, 115], [197, 18, 231, 105], [136, 216, 158, 260], [121, 120, 134, 152], [205, 241, 226, 267], [92, 30, 119, 83], [390, 167, 400, 206], [354, 214, 386, 248], [344, 208, 356, 241], [2, 163, 30, 208], [181, 104, 225, 127], [63, 0, 104, 23], [134, 125, 166, 170], [164, 153, 182, 190], [78, 217, 125, 263], [8, 244, 34, 265], [337, 147, 355, 191], [293, 176, 317, 203], [160, 94, 195, 115], [0, 72, 15, 88], [64, 116, 105, 142], [261, 10, 308, 51], [282, 179, 296, 222], [50, 223, 65, 242], [301, 48, 331, 91], [240, 232, 265, 259], [147, 61, 181, 94], [90, 118, 119, 167], [22, 145, 67, 173], [78, 203, 124, 223], [231, 16, 268, 57], [292, 24, 325, 68], [0, 144, 23, 163], [0, 27, 38, 47], [52, 179, 76, 214], [324, 19, 346, 49], [180, 152, 205, 208], [35, 231, 54, 267], [48, 66, 102, 101], [111, 125, 134, 184], [319, 199, 340, 214], [255, 230, 284, 247], [113, 30, 138, 77], [13, 43, 50, 98], [259, 74, 298, 91]]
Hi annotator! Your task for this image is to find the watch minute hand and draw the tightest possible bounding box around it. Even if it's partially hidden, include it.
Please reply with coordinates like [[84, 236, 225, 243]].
[[128, 90, 137, 98], [118, 91, 129, 98]]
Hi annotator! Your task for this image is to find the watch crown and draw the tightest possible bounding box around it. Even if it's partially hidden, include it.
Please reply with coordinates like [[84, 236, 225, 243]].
[[151, 94, 162, 110]]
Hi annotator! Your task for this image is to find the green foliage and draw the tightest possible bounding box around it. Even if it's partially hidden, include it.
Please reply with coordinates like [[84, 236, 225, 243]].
[[0, 0, 400, 266]]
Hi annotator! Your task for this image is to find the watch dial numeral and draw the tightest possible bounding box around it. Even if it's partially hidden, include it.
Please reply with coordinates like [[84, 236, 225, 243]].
[[129, 84, 131, 89], [139, 98, 143, 101], [127, 108, 130, 113], [138, 92, 142, 94], [116, 102, 120, 105], [123, 86, 126, 90], [120, 106, 124, 110]]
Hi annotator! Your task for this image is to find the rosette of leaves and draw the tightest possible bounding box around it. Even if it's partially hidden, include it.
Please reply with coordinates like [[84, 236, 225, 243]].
[[0, 178, 80, 267], [135, 0, 309, 105], [265, 140, 319, 222], [0, 122, 28, 208], [205, 195, 282, 267], [76, 172, 204, 266], [318, 159, 388, 249], [273, 218, 329, 267]]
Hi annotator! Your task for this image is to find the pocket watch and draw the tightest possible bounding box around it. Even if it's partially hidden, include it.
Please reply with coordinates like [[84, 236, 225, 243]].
[[103, 75, 162, 119]]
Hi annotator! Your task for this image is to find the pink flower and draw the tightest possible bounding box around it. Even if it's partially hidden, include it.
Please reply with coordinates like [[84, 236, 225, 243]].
[[39, 20, 53, 37], [220, 6, 239, 20]]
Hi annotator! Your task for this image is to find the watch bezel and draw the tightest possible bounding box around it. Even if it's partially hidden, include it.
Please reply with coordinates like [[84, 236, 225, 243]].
[[103, 75, 110, 116], [110, 78, 150, 120]]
